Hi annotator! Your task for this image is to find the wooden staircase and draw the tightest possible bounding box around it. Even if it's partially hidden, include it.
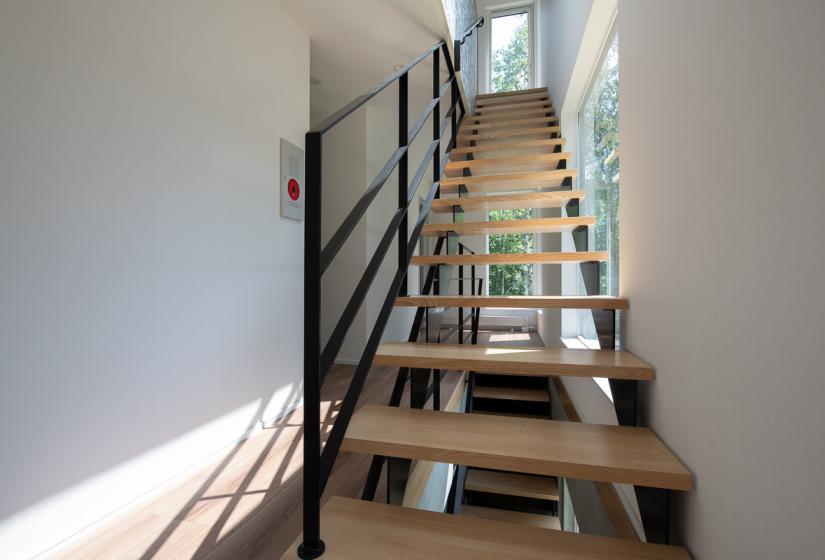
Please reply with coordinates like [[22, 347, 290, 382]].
[[288, 85, 693, 559]]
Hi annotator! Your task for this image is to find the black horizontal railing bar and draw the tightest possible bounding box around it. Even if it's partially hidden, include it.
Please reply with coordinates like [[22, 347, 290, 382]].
[[320, 135, 438, 380], [439, 78, 453, 99], [406, 177, 442, 262], [311, 42, 444, 135], [458, 16, 484, 44], [407, 140, 440, 204], [443, 101, 457, 125], [319, 177, 442, 493], [440, 43, 465, 116], [360, 233, 446, 502], [406, 78, 453, 155], [439, 112, 451, 138], [320, 77, 455, 277], [319, 147, 404, 275], [408, 98, 439, 151], [319, 206, 406, 381]]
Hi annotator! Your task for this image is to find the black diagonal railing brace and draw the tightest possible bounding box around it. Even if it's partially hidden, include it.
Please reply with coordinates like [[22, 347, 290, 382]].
[[299, 18, 483, 559]]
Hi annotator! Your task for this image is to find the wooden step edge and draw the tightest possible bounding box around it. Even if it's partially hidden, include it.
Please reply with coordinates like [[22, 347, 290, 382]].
[[459, 116, 559, 131], [475, 410, 550, 420], [279, 497, 691, 559], [394, 295, 627, 310], [470, 109, 557, 123], [446, 152, 571, 171], [430, 190, 587, 213], [449, 137, 565, 156], [410, 251, 608, 266], [440, 169, 576, 187], [477, 93, 550, 107], [375, 342, 654, 382], [457, 125, 561, 141], [342, 405, 694, 491], [475, 101, 554, 115], [465, 469, 559, 501], [476, 87, 548, 100], [459, 505, 560, 530], [421, 216, 594, 237], [473, 386, 549, 403]]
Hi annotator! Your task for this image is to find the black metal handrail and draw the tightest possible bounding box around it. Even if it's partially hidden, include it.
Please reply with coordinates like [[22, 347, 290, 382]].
[[454, 17, 484, 73], [300, 16, 483, 558]]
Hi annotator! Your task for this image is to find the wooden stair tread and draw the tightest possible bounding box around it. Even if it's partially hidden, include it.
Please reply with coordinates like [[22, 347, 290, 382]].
[[449, 138, 564, 158], [473, 386, 548, 402], [445, 152, 570, 176], [460, 505, 560, 530], [440, 169, 576, 194], [431, 190, 585, 213], [422, 216, 593, 236], [475, 410, 549, 420], [279, 496, 691, 559], [465, 469, 559, 500], [457, 125, 560, 142], [342, 405, 693, 490], [459, 116, 558, 131], [477, 92, 549, 107], [470, 107, 556, 122], [410, 251, 607, 266], [476, 100, 553, 115], [374, 342, 653, 380], [395, 295, 627, 310], [476, 87, 548, 100]]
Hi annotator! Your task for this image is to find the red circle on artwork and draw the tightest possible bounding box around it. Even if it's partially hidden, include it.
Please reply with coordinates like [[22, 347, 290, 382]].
[[288, 178, 301, 201]]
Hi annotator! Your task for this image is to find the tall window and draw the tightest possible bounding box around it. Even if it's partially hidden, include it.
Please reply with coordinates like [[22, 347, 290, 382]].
[[488, 208, 533, 295], [489, 7, 532, 92], [577, 30, 619, 338]]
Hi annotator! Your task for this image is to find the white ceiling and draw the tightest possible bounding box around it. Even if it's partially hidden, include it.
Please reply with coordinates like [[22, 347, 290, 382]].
[[283, 0, 452, 120]]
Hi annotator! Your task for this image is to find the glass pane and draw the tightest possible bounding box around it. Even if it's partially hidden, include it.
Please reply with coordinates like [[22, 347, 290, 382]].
[[490, 12, 529, 93], [577, 32, 619, 340], [488, 208, 533, 295]]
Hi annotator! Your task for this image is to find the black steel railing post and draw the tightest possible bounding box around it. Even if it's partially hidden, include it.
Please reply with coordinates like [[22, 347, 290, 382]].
[[398, 72, 409, 296], [298, 131, 325, 559], [432, 49, 441, 198]]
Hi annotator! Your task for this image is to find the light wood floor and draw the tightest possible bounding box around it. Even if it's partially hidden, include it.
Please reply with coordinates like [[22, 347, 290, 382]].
[[57, 330, 537, 559]]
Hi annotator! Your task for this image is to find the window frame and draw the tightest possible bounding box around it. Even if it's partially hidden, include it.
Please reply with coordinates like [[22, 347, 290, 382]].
[[573, 22, 620, 339], [486, 3, 535, 92]]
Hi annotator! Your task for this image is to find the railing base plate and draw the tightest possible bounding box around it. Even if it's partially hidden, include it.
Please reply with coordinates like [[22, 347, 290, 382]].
[[298, 540, 326, 559]]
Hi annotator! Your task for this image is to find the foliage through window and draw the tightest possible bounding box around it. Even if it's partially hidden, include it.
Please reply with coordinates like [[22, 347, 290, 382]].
[[488, 208, 533, 295], [490, 11, 529, 93], [577, 30, 619, 338]]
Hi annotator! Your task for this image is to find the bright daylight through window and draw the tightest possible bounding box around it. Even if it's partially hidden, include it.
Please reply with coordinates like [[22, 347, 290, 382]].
[[488, 8, 532, 296], [577, 30, 619, 338], [490, 10, 529, 93]]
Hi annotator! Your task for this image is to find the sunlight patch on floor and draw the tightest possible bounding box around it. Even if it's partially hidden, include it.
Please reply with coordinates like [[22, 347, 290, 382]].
[[487, 332, 532, 342]]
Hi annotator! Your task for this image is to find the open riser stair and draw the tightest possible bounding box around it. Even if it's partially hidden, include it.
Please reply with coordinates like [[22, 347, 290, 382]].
[[294, 23, 693, 557]]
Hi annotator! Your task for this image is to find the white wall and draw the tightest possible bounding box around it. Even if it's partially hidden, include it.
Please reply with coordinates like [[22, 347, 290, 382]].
[[539, 0, 594, 109], [316, 109, 369, 364], [620, 1, 825, 558], [0, 2, 309, 557]]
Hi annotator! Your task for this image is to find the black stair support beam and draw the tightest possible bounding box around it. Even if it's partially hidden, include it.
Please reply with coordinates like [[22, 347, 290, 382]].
[[636, 487, 671, 545], [387, 457, 413, 506]]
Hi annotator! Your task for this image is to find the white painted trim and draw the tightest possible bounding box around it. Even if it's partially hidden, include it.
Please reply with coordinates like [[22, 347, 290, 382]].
[[560, 0, 618, 338], [560, 0, 618, 116], [478, 0, 537, 94]]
